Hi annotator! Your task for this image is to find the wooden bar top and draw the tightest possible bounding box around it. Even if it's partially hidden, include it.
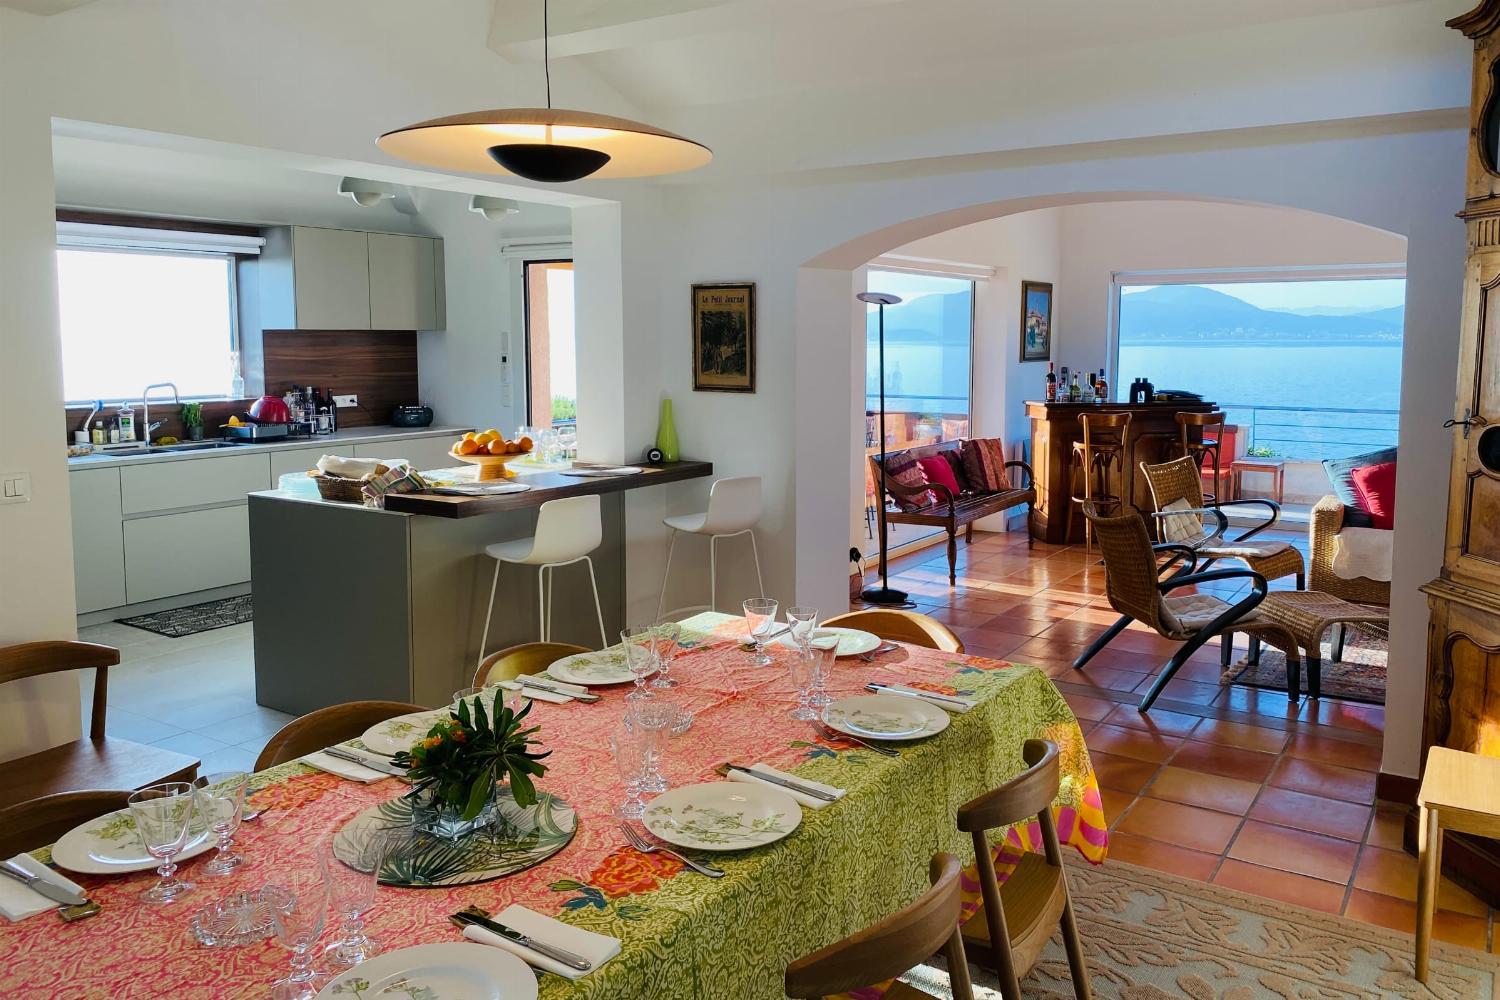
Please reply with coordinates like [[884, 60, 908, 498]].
[[382, 460, 714, 518], [1024, 399, 1216, 418]]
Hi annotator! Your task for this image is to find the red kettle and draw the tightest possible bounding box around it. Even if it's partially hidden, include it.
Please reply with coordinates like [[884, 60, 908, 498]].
[[248, 395, 292, 424]]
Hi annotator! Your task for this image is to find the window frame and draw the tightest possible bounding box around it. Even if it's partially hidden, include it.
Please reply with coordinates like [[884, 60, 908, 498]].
[[863, 266, 979, 438], [521, 257, 576, 428]]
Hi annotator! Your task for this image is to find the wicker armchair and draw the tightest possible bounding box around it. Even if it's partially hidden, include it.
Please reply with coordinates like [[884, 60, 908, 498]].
[[1309, 495, 1391, 606]]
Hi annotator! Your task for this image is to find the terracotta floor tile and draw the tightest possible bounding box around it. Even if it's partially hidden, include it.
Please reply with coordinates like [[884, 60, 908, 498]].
[[1036, 618, 1110, 646], [1342, 890, 1491, 950], [1283, 732, 1382, 772], [1101, 629, 1186, 657], [1212, 859, 1345, 914], [1214, 687, 1304, 721], [1100, 787, 1136, 827], [947, 593, 1027, 615], [1068, 666, 1154, 695], [1269, 756, 1377, 805], [1138, 676, 1223, 706], [1146, 765, 1260, 815], [1227, 820, 1359, 884], [1248, 787, 1371, 842], [1089, 751, 1162, 794], [1302, 699, 1385, 735], [1060, 691, 1118, 722], [1101, 705, 1204, 739], [1117, 797, 1243, 854], [1352, 846, 1489, 917], [1189, 718, 1291, 754], [920, 606, 1000, 630], [951, 628, 1033, 660], [1366, 807, 1407, 851], [1086, 724, 1181, 764], [1170, 740, 1279, 783], [1104, 831, 1220, 881]]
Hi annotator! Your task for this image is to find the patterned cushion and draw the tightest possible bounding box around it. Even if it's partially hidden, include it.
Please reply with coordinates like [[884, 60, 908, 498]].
[[1159, 592, 1261, 637], [960, 438, 1011, 492], [884, 456, 934, 511], [1159, 498, 1206, 545]]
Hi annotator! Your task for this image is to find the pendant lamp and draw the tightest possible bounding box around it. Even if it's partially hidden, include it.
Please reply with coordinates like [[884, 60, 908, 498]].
[[377, 1, 711, 182]]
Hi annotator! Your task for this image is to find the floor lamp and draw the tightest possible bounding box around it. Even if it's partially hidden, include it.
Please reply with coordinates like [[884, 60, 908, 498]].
[[858, 290, 911, 606]]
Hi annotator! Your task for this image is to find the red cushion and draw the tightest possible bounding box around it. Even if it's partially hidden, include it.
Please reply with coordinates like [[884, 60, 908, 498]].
[[918, 455, 961, 497], [1349, 461, 1397, 530]]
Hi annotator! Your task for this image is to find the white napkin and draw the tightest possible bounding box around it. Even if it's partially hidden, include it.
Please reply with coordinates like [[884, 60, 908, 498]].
[[726, 762, 846, 810], [299, 750, 393, 783], [315, 455, 381, 479], [534, 675, 589, 695], [498, 680, 572, 704], [873, 685, 975, 713], [558, 466, 643, 478], [0, 855, 85, 922], [462, 904, 622, 980]]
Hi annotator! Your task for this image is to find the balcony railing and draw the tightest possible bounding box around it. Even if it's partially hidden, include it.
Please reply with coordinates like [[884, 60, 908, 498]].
[[1218, 403, 1397, 462]]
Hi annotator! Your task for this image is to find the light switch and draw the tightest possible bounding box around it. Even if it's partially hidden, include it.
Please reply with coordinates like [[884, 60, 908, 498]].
[[0, 471, 31, 505]]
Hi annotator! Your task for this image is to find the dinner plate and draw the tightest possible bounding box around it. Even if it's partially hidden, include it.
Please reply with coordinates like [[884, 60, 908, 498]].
[[775, 626, 880, 657], [316, 942, 538, 1000], [359, 709, 450, 756], [642, 781, 801, 852], [821, 694, 951, 742], [51, 804, 216, 875], [546, 649, 649, 687]]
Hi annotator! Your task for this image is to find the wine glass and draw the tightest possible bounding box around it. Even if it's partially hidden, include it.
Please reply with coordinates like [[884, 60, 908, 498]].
[[808, 630, 841, 710], [193, 771, 248, 875], [631, 698, 675, 793], [621, 625, 659, 700], [787, 648, 818, 721], [786, 606, 819, 652], [127, 782, 198, 904], [267, 871, 330, 1000], [320, 825, 396, 969], [743, 597, 780, 666], [610, 723, 649, 819], [650, 621, 681, 688]]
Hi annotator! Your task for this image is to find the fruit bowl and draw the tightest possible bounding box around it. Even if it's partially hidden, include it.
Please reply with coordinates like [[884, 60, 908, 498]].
[[448, 448, 529, 480]]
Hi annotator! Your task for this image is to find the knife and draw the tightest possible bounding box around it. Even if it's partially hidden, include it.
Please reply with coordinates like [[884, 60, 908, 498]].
[[724, 763, 839, 802], [322, 746, 407, 776], [454, 910, 592, 972], [865, 683, 971, 709], [0, 860, 86, 906], [517, 676, 599, 702]]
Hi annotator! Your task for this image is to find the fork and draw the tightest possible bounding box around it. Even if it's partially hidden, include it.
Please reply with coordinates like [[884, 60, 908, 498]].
[[813, 720, 900, 757], [619, 823, 725, 878], [858, 642, 900, 663]]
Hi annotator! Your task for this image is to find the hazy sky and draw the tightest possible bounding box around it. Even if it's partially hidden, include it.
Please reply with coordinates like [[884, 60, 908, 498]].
[[1122, 278, 1405, 313]]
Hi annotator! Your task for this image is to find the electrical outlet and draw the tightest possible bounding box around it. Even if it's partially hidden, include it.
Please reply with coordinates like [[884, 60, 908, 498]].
[[333, 394, 359, 408]]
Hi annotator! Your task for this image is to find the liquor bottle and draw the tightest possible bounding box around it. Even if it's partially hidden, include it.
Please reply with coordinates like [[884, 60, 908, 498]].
[[1095, 369, 1108, 403], [1045, 362, 1057, 402], [1068, 372, 1081, 402], [1059, 366, 1070, 392]]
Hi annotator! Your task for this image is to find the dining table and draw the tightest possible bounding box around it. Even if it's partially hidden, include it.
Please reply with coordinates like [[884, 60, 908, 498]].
[[0, 612, 1108, 1000]]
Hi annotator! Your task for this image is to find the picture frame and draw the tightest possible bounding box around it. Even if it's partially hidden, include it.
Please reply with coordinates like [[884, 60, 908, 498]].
[[692, 282, 756, 393], [1019, 280, 1053, 362]]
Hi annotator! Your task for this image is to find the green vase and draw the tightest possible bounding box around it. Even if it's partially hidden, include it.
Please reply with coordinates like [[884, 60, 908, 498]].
[[656, 398, 680, 462]]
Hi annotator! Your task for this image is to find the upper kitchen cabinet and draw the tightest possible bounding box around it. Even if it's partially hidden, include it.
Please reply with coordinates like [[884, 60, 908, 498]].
[[258, 226, 444, 331]]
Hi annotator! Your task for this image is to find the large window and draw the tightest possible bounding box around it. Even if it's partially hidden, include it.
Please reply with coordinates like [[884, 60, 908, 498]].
[[1114, 270, 1405, 461], [57, 247, 237, 402], [525, 260, 577, 429]]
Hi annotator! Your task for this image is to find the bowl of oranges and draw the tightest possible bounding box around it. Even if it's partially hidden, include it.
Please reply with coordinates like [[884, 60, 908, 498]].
[[450, 429, 534, 480]]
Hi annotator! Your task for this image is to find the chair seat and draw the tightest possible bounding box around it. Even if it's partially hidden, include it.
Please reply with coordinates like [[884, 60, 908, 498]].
[[663, 511, 710, 534], [0, 737, 198, 810], [486, 536, 540, 563], [958, 853, 1067, 972], [1160, 592, 1262, 637]]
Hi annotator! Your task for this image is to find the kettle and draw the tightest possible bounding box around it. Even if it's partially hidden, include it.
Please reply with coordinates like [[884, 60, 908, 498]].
[[248, 395, 292, 424]]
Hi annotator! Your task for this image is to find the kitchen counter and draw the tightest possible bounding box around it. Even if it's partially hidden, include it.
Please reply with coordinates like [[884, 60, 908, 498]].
[[66, 424, 470, 469]]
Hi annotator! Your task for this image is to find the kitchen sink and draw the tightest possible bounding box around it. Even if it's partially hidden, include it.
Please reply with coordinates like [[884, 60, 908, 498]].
[[147, 440, 245, 453]]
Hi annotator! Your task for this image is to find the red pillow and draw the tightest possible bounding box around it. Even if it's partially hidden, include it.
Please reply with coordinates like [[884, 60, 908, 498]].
[[918, 455, 961, 497], [1349, 461, 1397, 530]]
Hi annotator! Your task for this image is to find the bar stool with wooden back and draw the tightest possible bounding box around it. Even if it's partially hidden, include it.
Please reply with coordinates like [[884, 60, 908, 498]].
[[957, 738, 1091, 1000], [784, 852, 973, 1000], [1068, 411, 1132, 552], [1176, 410, 1227, 501]]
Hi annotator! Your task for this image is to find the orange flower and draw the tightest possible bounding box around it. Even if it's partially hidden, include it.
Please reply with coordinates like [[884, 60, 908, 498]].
[[451, 728, 468, 743], [588, 847, 683, 898], [422, 735, 443, 749]]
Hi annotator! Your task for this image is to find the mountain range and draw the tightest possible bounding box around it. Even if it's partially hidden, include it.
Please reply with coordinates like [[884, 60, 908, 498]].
[[1119, 285, 1404, 343]]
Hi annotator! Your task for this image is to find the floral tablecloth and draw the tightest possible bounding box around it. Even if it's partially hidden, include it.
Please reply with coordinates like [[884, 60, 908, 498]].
[[0, 613, 1106, 1000]]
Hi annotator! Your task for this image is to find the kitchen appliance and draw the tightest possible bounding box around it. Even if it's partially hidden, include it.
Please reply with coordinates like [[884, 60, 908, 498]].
[[248, 395, 292, 424], [222, 422, 290, 441], [391, 405, 434, 428]]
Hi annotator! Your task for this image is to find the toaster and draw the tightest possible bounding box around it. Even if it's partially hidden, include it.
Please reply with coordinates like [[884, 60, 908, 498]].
[[391, 405, 434, 428]]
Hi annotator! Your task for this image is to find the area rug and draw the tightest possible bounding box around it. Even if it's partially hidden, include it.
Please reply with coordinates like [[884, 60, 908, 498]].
[[897, 858, 1497, 999], [116, 593, 253, 638], [1221, 625, 1386, 705]]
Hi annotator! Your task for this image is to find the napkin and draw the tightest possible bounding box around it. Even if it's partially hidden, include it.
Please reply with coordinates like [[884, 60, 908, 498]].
[[874, 684, 975, 713], [299, 750, 394, 783], [726, 763, 846, 810], [315, 455, 381, 479], [0, 855, 85, 922], [498, 680, 572, 704], [462, 904, 622, 979]]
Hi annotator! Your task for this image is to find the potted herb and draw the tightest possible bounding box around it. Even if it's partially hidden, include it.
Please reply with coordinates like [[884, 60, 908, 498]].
[[391, 691, 550, 840], [181, 402, 205, 441]]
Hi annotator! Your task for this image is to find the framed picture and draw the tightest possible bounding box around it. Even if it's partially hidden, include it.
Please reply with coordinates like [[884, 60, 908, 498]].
[[1019, 280, 1053, 362], [692, 282, 756, 392]]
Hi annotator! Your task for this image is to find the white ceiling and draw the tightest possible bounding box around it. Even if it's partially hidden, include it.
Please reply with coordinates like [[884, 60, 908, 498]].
[[0, 0, 96, 14]]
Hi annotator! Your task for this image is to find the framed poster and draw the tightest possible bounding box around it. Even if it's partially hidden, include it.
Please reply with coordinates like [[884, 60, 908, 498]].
[[692, 282, 756, 392], [1019, 280, 1053, 362]]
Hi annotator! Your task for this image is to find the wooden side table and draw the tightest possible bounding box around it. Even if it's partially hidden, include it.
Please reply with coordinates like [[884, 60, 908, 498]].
[[1230, 456, 1286, 503], [1415, 747, 1500, 981]]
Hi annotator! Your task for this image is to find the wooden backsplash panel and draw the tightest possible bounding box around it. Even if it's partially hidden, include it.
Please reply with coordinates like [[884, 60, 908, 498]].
[[262, 330, 419, 429]]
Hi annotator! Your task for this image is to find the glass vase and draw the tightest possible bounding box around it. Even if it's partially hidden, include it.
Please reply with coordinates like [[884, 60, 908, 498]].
[[656, 398, 680, 462], [410, 784, 499, 841]]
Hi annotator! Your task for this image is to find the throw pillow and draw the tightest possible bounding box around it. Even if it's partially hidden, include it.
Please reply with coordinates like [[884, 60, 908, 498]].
[[942, 450, 969, 492], [1349, 461, 1397, 530], [1158, 497, 1205, 544], [917, 455, 962, 498], [960, 438, 1011, 492], [884, 456, 935, 511], [1322, 446, 1396, 528]]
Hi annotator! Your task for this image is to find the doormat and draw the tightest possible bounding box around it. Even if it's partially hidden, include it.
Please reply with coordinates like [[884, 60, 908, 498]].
[[116, 593, 253, 638]]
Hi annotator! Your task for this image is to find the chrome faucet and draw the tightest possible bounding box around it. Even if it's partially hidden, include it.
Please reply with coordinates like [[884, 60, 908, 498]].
[[141, 383, 180, 445]]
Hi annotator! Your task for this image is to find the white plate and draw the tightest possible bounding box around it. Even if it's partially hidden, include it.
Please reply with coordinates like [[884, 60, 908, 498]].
[[821, 694, 951, 741], [642, 781, 801, 852], [316, 942, 538, 1000], [546, 649, 648, 687], [51, 804, 216, 875], [558, 466, 644, 477], [775, 626, 880, 657], [359, 710, 449, 756]]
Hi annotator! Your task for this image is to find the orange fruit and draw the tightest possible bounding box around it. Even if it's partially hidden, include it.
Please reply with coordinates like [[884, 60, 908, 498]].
[[506, 441, 522, 454], [487, 439, 508, 456], [518, 436, 533, 452], [462, 431, 478, 442], [456, 439, 480, 456]]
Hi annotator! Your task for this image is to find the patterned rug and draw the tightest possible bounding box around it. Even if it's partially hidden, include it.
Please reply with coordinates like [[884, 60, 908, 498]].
[[116, 593, 253, 638], [902, 859, 1498, 999], [1221, 625, 1386, 705]]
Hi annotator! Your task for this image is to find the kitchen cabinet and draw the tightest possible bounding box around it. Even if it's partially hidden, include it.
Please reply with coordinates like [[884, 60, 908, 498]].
[[351, 435, 457, 473], [269, 446, 328, 485], [124, 506, 251, 604], [120, 452, 270, 515], [368, 233, 440, 330], [259, 226, 444, 332], [70, 468, 126, 614]]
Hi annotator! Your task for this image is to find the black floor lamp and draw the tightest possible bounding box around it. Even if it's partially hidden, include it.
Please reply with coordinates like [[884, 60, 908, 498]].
[[858, 289, 911, 606]]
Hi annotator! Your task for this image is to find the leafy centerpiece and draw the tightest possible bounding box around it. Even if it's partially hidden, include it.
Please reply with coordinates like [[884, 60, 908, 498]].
[[391, 691, 550, 840]]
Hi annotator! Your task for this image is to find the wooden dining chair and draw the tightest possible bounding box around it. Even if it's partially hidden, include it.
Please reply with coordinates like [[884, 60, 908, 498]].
[[822, 610, 964, 653], [785, 852, 973, 1000], [254, 700, 427, 770], [957, 739, 1091, 1000], [472, 641, 589, 688], [0, 789, 132, 857]]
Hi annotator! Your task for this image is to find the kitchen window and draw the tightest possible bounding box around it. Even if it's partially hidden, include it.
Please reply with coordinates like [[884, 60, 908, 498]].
[[524, 259, 577, 429]]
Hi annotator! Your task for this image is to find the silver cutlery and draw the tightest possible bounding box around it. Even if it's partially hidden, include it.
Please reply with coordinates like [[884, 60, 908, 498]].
[[739, 625, 791, 650], [723, 763, 838, 802], [322, 746, 406, 776], [865, 682, 970, 709], [812, 720, 900, 757], [452, 910, 593, 972], [0, 860, 86, 906], [858, 642, 900, 662], [620, 823, 725, 878], [517, 676, 600, 702]]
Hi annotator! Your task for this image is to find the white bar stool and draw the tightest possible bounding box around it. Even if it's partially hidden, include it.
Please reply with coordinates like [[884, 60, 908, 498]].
[[477, 494, 608, 668], [656, 476, 765, 619]]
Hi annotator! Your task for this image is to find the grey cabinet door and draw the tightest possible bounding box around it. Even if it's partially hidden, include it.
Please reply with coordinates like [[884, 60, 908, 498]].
[[368, 234, 438, 330], [71, 468, 126, 613], [292, 227, 371, 330]]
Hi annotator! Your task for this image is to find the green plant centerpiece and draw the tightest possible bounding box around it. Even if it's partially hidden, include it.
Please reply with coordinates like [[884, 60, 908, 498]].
[[391, 691, 550, 841], [180, 401, 204, 440]]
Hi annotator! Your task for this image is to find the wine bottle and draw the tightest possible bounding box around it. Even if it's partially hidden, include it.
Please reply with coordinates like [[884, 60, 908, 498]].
[[1068, 373, 1081, 402], [1094, 369, 1108, 403], [1045, 362, 1057, 402]]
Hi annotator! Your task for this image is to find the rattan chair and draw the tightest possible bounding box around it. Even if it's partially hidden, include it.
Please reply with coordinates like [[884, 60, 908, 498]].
[[1309, 495, 1390, 606], [255, 700, 428, 770], [822, 610, 964, 652], [473, 642, 590, 688]]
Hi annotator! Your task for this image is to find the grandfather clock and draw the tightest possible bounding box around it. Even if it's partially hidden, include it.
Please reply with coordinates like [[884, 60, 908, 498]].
[[1417, 0, 1500, 903]]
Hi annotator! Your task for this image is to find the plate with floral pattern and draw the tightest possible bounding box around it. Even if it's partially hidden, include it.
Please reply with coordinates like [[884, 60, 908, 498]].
[[359, 710, 451, 756], [774, 626, 880, 657], [821, 694, 950, 741], [51, 804, 216, 875], [642, 781, 801, 852], [316, 942, 537, 1000], [546, 649, 648, 687]]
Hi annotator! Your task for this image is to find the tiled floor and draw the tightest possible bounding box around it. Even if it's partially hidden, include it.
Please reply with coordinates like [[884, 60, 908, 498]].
[[861, 525, 1500, 953]]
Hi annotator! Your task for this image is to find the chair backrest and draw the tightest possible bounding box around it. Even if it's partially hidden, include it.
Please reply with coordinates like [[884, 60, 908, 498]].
[[785, 852, 973, 1000], [0, 789, 132, 857], [529, 494, 603, 563], [821, 610, 964, 653], [956, 739, 1061, 833], [0, 641, 119, 741], [1176, 409, 1226, 451], [701, 476, 762, 533], [474, 642, 589, 687], [1078, 411, 1131, 452], [1140, 456, 1210, 545], [1082, 502, 1168, 634], [255, 700, 428, 770]]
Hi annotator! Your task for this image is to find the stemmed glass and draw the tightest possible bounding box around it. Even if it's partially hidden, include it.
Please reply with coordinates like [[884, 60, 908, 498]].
[[808, 630, 841, 710], [743, 597, 780, 666], [631, 698, 675, 793], [786, 606, 819, 652], [321, 826, 396, 970], [621, 625, 660, 700], [787, 648, 818, 721], [193, 771, 248, 875], [266, 870, 330, 1000], [650, 621, 681, 688], [127, 782, 198, 904], [610, 723, 649, 819]]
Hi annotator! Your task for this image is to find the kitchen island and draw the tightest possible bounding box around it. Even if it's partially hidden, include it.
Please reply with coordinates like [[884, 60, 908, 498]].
[[248, 460, 712, 714]]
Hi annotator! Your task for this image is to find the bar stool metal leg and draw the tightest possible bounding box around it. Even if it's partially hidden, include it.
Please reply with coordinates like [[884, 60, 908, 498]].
[[747, 530, 765, 598], [477, 558, 504, 670], [655, 529, 680, 622], [583, 556, 608, 649]]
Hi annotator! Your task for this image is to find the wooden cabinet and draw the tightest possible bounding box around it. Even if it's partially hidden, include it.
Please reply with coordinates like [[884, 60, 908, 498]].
[[70, 468, 126, 614], [259, 227, 443, 332], [123, 506, 251, 604]]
